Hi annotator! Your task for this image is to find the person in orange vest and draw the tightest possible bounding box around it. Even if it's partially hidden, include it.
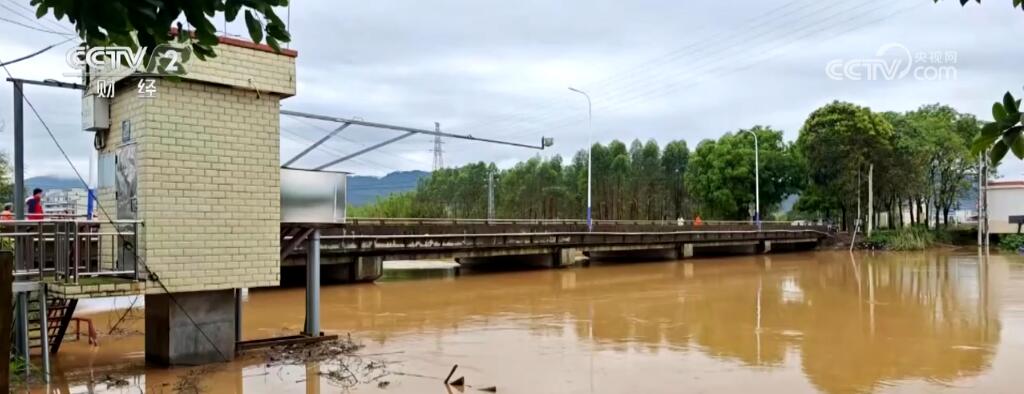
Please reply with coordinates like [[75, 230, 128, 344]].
[[694, 214, 703, 227], [25, 188, 44, 220], [0, 203, 13, 220]]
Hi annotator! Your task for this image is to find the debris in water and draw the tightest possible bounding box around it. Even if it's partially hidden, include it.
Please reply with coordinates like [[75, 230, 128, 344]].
[[101, 374, 130, 388], [173, 365, 221, 394], [263, 334, 390, 389], [378, 381, 391, 389], [450, 376, 465, 386], [444, 364, 459, 384], [478, 386, 498, 392]]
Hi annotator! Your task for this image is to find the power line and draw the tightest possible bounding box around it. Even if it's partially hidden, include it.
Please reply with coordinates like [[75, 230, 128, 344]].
[[485, 0, 916, 140], [2, 0, 74, 34], [455, 0, 818, 133], [463, 0, 908, 140], [0, 15, 73, 36], [0, 36, 76, 67]]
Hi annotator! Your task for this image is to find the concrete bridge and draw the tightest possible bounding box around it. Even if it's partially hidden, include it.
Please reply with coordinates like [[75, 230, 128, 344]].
[[279, 219, 832, 282]]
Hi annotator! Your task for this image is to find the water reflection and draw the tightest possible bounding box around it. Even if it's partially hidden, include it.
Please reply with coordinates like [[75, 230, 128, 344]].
[[34, 250, 1017, 393]]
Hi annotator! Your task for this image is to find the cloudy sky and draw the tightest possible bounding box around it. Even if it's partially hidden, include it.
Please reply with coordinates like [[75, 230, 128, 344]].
[[1, 0, 1022, 182]]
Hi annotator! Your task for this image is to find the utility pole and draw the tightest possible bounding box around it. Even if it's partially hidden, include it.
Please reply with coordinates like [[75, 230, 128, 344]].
[[857, 170, 862, 233], [978, 153, 990, 247], [867, 163, 874, 237], [740, 129, 760, 227], [978, 154, 983, 246], [487, 170, 495, 220], [432, 122, 444, 171], [12, 80, 24, 219]]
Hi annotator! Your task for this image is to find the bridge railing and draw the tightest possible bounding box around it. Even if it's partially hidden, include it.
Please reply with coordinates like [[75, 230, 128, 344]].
[[0, 219, 141, 283], [343, 217, 806, 226]]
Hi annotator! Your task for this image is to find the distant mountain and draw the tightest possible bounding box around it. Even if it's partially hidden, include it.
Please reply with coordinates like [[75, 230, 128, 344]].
[[347, 170, 429, 206], [26, 176, 86, 192]]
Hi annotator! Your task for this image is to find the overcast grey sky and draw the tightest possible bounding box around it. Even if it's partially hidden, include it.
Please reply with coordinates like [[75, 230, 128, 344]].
[[1, 0, 1022, 180]]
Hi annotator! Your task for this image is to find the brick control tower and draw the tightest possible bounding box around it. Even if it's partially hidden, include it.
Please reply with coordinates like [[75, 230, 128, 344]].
[[93, 37, 296, 365]]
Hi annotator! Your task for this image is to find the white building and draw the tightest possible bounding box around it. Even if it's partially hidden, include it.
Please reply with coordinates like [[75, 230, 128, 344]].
[[986, 180, 1024, 234], [41, 188, 89, 218]]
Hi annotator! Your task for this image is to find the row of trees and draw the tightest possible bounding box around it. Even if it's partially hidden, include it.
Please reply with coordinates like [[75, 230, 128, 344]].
[[353, 101, 988, 230], [793, 102, 982, 230], [352, 140, 694, 220]]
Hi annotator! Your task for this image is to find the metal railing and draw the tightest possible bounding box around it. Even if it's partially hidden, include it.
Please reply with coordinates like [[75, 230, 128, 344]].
[[0, 219, 141, 283], [343, 217, 815, 227]]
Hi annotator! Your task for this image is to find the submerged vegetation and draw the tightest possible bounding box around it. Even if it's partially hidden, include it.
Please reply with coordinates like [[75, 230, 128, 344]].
[[999, 234, 1024, 252], [861, 227, 977, 251]]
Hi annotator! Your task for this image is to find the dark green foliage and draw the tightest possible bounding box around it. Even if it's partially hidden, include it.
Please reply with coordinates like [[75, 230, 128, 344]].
[[795, 102, 981, 231], [971, 92, 1024, 163], [999, 233, 1024, 251], [684, 126, 803, 219], [355, 139, 698, 220], [30, 0, 291, 60], [0, 153, 11, 206]]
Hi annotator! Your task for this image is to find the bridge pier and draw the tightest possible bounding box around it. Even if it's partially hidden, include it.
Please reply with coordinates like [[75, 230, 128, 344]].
[[679, 244, 694, 259], [319, 256, 383, 283], [760, 241, 772, 254], [553, 248, 580, 268]]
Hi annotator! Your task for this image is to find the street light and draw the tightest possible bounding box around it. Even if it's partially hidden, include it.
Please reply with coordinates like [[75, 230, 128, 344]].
[[740, 129, 760, 228], [568, 86, 593, 231]]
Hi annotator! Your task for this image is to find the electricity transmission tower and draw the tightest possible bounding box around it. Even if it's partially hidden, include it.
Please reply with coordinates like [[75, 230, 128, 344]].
[[432, 122, 444, 171]]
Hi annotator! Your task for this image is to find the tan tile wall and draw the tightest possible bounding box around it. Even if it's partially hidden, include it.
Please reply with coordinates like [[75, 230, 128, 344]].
[[96, 42, 293, 293]]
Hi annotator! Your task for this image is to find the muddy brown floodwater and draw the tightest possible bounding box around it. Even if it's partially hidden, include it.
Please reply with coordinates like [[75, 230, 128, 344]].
[[21, 250, 1024, 393]]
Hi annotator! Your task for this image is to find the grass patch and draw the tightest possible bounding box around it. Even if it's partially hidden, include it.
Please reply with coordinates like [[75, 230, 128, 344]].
[[863, 227, 937, 251]]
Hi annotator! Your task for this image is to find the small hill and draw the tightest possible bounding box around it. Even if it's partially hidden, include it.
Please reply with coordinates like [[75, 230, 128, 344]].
[[26, 176, 86, 191], [347, 170, 428, 206]]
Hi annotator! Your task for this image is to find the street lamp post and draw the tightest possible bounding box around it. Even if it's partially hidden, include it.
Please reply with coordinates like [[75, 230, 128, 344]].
[[568, 87, 593, 231], [741, 130, 760, 228]]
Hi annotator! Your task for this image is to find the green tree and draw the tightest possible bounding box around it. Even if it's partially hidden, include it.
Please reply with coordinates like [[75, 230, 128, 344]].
[[30, 0, 291, 59], [796, 101, 894, 230], [349, 192, 416, 218], [661, 140, 690, 219], [0, 153, 12, 205], [685, 126, 802, 220]]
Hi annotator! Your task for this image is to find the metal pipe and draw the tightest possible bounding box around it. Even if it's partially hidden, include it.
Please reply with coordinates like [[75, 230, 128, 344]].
[[281, 109, 545, 150], [313, 131, 417, 170], [39, 285, 50, 382], [304, 229, 321, 336], [282, 123, 351, 168], [16, 293, 29, 377]]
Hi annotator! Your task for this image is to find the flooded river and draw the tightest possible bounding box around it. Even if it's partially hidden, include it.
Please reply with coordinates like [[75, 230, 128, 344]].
[[26, 250, 1024, 393]]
